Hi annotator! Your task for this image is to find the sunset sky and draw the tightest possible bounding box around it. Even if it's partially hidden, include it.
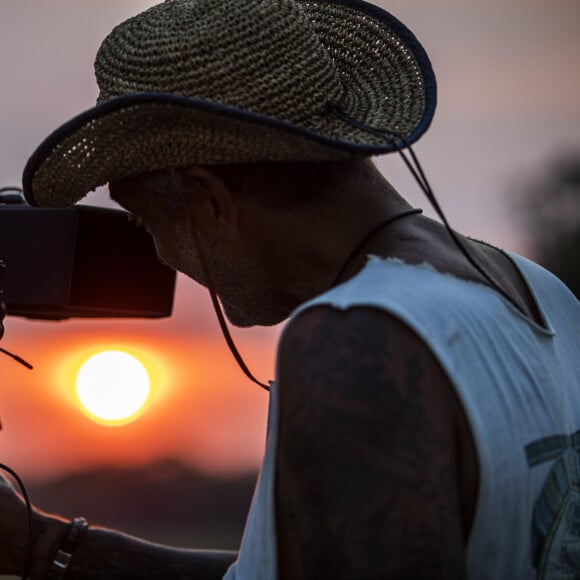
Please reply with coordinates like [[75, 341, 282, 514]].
[[0, 0, 579, 482]]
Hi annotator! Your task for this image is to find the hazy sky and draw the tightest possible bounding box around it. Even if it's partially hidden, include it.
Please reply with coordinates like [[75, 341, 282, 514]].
[[2, 0, 579, 247], [0, 0, 579, 480]]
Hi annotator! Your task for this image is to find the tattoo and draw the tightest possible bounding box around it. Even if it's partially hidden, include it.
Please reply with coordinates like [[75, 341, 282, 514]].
[[275, 306, 465, 580]]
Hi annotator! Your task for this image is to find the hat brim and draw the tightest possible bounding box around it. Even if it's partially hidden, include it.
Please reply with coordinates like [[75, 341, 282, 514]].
[[23, 0, 436, 208]]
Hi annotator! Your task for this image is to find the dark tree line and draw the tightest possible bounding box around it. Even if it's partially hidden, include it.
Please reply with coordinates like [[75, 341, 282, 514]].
[[520, 153, 580, 298]]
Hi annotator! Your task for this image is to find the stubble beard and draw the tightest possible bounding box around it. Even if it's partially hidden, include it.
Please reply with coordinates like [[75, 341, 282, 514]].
[[176, 225, 292, 328]]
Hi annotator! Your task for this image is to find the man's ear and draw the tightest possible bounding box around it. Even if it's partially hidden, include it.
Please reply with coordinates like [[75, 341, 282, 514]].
[[181, 165, 238, 239]]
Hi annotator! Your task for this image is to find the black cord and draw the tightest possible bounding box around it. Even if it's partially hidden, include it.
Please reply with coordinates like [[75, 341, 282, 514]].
[[0, 295, 34, 369], [0, 462, 35, 580], [330, 208, 423, 288], [169, 172, 271, 392], [392, 133, 524, 313], [329, 106, 525, 314], [201, 277, 271, 392], [0, 347, 34, 369]]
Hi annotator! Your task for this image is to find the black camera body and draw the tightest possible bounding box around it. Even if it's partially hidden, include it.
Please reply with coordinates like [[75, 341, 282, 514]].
[[0, 204, 176, 321]]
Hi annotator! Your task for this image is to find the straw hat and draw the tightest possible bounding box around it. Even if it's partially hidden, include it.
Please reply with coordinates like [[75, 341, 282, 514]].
[[23, 0, 437, 208]]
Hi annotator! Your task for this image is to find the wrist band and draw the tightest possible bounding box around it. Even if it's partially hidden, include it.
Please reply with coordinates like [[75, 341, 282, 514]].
[[46, 517, 89, 579]]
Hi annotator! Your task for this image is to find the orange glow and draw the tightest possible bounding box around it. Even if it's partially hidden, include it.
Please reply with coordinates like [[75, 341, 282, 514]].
[[54, 338, 173, 423], [0, 314, 275, 482], [75, 350, 151, 427]]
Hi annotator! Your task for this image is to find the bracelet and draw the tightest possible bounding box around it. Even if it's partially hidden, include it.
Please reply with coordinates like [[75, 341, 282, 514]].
[[46, 517, 89, 580]]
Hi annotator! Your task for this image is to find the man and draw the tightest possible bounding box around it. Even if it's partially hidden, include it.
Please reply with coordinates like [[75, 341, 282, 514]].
[[1, 0, 578, 578]]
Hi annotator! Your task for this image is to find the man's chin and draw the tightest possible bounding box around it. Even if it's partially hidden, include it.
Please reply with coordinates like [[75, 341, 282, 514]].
[[222, 301, 287, 328]]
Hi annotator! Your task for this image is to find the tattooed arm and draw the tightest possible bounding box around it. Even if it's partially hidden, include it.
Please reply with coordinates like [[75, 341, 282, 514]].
[[275, 306, 475, 580]]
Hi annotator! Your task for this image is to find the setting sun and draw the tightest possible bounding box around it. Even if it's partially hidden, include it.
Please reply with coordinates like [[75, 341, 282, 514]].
[[75, 350, 151, 426]]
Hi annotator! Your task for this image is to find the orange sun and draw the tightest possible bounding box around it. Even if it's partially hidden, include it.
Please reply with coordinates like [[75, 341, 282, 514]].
[[75, 350, 151, 426]]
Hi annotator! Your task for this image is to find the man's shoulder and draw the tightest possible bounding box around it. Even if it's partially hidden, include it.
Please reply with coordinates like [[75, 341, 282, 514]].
[[282, 302, 413, 351], [279, 303, 453, 400], [286, 258, 488, 351], [293, 257, 482, 319]]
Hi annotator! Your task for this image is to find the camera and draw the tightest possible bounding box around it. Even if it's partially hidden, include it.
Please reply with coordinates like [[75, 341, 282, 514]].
[[0, 189, 176, 324]]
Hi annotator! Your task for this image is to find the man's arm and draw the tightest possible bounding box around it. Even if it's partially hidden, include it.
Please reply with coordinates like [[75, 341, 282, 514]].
[[275, 306, 466, 580], [60, 525, 237, 579], [0, 483, 237, 579]]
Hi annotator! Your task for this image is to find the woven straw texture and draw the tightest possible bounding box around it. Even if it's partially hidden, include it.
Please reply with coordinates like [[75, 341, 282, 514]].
[[25, 0, 433, 207]]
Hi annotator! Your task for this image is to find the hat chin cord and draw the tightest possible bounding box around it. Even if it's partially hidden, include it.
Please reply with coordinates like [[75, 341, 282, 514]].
[[169, 104, 524, 395], [170, 172, 272, 392], [329, 105, 524, 315]]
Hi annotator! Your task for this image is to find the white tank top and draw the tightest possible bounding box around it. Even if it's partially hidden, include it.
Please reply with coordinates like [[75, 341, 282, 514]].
[[224, 252, 580, 579]]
